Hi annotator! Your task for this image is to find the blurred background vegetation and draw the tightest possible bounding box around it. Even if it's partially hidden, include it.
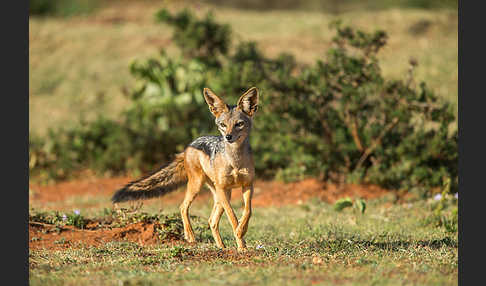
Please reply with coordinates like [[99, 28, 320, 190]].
[[30, 0, 458, 16], [29, 0, 457, 198], [204, 0, 457, 12]]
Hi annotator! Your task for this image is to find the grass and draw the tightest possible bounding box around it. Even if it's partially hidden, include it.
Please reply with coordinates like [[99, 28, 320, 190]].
[[29, 195, 458, 285], [29, 3, 458, 284], [29, 1, 457, 136]]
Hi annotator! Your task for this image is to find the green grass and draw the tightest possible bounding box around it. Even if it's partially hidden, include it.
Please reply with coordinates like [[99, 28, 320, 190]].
[[29, 1, 457, 136], [29, 196, 458, 285], [29, 3, 458, 284]]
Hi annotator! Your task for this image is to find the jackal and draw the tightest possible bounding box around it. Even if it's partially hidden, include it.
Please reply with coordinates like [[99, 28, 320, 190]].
[[111, 87, 259, 251]]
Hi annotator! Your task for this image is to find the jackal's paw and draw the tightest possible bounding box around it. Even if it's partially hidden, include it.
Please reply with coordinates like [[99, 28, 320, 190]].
[[237, 246, 248, 252], [184, 237, 196, 244]]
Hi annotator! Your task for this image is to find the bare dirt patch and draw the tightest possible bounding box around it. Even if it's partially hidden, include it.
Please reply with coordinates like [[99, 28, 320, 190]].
[[30, 176, 129, 204], [29, 176, 392, 209], [181, 248, 270, 266], [252, 179, 390, 207], [29, 221, 180, 251]]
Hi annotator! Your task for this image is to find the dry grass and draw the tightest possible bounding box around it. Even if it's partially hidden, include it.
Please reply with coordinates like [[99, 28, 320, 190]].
[[29, 1, 457, 135]]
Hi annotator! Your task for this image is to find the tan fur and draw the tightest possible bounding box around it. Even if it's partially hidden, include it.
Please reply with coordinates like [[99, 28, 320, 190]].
[[111, 153, 187, 203], [181, 87, 258, 251], [112, 87, 259, 251]]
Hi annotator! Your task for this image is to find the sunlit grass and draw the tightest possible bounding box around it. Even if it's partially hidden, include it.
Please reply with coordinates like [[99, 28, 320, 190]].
[[29, 196, 457, 286]]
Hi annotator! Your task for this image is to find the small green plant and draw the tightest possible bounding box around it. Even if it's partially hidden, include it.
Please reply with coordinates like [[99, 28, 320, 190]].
[[441, 207, 458, 233], [65, 210, 86, 229], [333, 198, 354, 211], [156, 214, 185, 241], [354, 198, 367, 214], [29, 209, 88, 229], [168, 246, 189, 259], [422, 177, 458, 233], [333, 197, 367, 213], [53, 237, 68, 245]]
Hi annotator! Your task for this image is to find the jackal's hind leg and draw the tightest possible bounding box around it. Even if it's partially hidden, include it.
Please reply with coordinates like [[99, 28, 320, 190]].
[[180, 177, 203, 243]]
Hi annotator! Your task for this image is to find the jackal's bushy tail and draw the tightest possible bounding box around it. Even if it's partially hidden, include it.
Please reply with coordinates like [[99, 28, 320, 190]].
[[111, 152, 187, 203]]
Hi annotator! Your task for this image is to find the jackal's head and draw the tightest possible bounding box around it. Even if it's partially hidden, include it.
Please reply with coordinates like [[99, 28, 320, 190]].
[[203, 87, 259, 144]]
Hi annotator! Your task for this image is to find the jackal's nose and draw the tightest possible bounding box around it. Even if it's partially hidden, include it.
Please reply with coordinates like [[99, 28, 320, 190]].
[[225, 134, 233, 141]]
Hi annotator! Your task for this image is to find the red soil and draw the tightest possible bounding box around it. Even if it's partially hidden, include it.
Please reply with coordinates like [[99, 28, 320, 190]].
[[29, 176, 392, 251], [29, 221, 166, 251], [29, 176, 390, 207]]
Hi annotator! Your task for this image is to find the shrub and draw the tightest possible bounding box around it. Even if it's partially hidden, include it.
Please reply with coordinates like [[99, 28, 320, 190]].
[[202, 0, 458, 12], [155, 9, 231, 67], [30, 0, 98, 17], [30, 0, 58, 15], [29, 9, 457, 196]]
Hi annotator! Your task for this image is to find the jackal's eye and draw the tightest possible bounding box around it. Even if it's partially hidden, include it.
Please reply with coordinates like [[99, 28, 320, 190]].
[[235, 121, 244, 127]]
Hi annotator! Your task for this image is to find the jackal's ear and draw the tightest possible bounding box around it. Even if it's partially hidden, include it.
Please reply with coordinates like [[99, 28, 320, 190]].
[[203, 88, 229, 117], [237, 87, 259, 117]]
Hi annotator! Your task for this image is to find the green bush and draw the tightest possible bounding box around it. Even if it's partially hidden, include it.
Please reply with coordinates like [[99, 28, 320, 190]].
[[155, 9, 231, 67], [30, 0, 98, 17], [29, 9, 457, 195], [202, 0, 458, 11], [30, 0, 57, 15]]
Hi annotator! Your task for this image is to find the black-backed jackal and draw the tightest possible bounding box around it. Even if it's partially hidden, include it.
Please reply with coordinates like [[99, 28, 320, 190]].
[[112, 87, 259, 251]]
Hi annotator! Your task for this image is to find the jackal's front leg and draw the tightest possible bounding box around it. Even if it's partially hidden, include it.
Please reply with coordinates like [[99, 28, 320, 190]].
[[235, 185, 253, 250], [215, 187, 246, 250]]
